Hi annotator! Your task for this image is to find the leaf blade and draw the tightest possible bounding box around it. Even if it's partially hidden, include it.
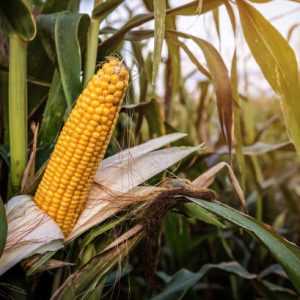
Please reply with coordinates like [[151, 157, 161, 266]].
[[152, 0, 166, 85], [187, 198, 300, 292], [236, 0, 300, 158]]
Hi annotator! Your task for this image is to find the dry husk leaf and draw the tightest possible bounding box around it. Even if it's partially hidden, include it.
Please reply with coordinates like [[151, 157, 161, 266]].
[[0, 133, 202, 275]]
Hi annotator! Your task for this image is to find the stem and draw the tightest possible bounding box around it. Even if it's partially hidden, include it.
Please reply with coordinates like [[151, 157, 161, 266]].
[[8, 34, 27, 193], [51, 268, 63, 296], [230, 275, 239, 300], [0, 71, 9, 144], [256, 192, 263, 222], [83, 17, 101, 86]]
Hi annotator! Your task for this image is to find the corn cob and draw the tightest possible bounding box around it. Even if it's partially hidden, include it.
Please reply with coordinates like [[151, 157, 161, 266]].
[[34, 57, 129, 236]]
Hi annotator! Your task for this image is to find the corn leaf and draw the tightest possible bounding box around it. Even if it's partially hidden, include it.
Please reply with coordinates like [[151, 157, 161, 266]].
[[67, 0, 81, 13], [165, 30, 233, 154], [212, 8, 220, 42], [196, 0, 203, 13], [152, 261, 256, 300], [42, 0, 70, 14], [287, 23, 300, 42], [250, 0, 272, 2], [37, 70, 67, 170], [187, 198, 300, 293], [122, 28, 232, 151], [144, 98, 166, 137], [92, 0, 124, 21], [240, 141, 293, 155], [38, 70, 67, 149], [131, 42, 148, 102], [37, 12, 90, 107], [55, 12, 90, 107], [52, 226, 143, 300], [168, 37, 210, 78], [231, 51, 246, 188], [236, 0, 300, 158], [152, 0, 166, 85], [216, 141, 294, 156], [36, 14, 58, 67], [165, 10, 181, 102], [181, 203, 225, 229], [0, 0, 36, 40], [98, 0, 223, 57], [164, 212, 191, 269], [0, 196, 7, 258], [0, 145, 9, 168]]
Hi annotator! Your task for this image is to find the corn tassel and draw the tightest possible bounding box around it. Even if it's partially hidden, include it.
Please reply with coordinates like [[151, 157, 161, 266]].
[[34, 57, 129, 236]]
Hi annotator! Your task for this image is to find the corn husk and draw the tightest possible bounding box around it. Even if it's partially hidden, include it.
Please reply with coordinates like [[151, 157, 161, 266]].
[[0, 195, 64, 275], [0, 133, 203, 275]]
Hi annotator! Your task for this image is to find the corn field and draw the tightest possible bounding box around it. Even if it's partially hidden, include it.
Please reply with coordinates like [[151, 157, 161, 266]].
[[1, 0, 300, 299]]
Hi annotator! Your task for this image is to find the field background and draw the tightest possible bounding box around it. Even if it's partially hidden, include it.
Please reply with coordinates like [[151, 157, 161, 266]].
[[1, 0, 300, 299]]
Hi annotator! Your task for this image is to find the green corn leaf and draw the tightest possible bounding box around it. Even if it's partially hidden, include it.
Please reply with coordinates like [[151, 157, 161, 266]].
[[187, 198, 300, 293], [144, 98, 166, 138], [153, 261, 256, 300], [0, 144, 10, 168], [92, 0, 124, 21], [182, 203, 225, 229], [0, 0, 36, 40], [37, 12, 90, 108], [131, 42, 148, 103], [37, 70, 67, 170], [42, 0, 70, 14], [38, 70, 66, 148], [55, 12, 90, 107]]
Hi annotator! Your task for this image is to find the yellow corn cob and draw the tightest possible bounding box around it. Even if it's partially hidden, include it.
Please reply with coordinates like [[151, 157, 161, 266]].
[[34, 57, 129, 236]]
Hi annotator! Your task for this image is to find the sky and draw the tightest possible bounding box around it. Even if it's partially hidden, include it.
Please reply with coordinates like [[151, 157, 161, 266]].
[[80, 0, 300, 98]]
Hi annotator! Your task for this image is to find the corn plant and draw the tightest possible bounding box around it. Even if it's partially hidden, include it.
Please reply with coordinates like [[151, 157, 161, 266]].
[[0, 0, 300, 299]]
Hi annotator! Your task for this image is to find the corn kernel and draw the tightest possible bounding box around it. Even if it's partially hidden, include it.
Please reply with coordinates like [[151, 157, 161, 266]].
[[100, 81, 108, 90], [116, 81, 124, 90], [111, 74, 119, 84]]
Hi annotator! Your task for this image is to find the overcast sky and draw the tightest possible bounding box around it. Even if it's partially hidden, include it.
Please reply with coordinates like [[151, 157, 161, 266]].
[[80, 0, 300, 98]]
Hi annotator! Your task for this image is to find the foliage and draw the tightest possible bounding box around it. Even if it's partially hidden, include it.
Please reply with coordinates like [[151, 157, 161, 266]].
[[0, 0, 300, 299]]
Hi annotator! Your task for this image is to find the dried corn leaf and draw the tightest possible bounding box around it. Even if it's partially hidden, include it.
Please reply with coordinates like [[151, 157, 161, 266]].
[[0, 195, 64, 276], [68, 143, 204, 240]]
